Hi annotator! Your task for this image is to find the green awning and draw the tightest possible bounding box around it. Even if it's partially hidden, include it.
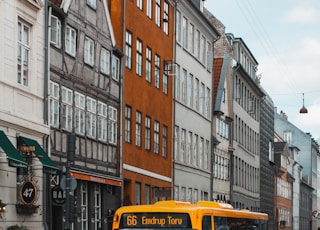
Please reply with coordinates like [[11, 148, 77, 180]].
[[20, 136, 59, 174], [0, 130, 27, 168]]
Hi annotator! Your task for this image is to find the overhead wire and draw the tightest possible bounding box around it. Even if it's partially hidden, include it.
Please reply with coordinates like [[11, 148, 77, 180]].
[[234, 0, 304, 102]]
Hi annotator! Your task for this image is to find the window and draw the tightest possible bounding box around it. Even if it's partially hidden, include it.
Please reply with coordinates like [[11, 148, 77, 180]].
[[163, 62, 168, 94], [65, 25, 77, 56], [137, 0, 143, 10], [108, 106, 118, 144], [182, 17, 187, 48], [155, 54, 160, 88], [50, 15, 61, 47], [135, 182, 141, 205], [193, 134, 198, 166], [163, 2, 169, 35], [94, 185, 101, 230], [174, 126, 179, 161], [206, 42, 213, 71], [205, 140, 209, 170], [187, 131, 192, 164], [98, 102, 107, 141], [180, 129, 186, 163], [49, 81, 59, 127], [188, 23, 194, 53], [174, 65, 180, 99], [125, 106, 132, 143], [62, 87, 73, 131], [194, 78, 199, 110], [195, 30, 200, 59], [284, 131, 292, 144], [181, 69, 187, 103], [205, 87, 210, 118], [136, 111, 142, 147], [75, 92, 85, 135], [125, 31, 132, 69], [200, 35, 206, 64], [154, 121, 159, 154], [136, 39, 143, 76], [268, 141, 274, 162], [162, 125, 167, 157], [80, 182, 88, 229], [112, 56, 120, 81], [187, 73, 193, 107], [200, 83, 205, 114], [145, 185, 151, 204], [87, 0, 96, 9], [84, 37, 94, 66], [87, 97, 97, 138], [176, 10, 181, 42], [146, 47, 152, 83], [100, 48, 111, 75], [146, 0, 152, 19], [145, 116, 151, 150], [199, 137, 204, 168], [17, 20, 30, 86], [155, 0, 161, 27]]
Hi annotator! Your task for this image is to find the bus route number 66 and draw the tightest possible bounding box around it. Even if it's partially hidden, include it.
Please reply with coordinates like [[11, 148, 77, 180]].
[[126, 215, 137, 226], [20, 181, 38, 205]]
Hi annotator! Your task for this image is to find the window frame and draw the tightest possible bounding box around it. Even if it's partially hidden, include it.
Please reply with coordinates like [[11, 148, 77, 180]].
[[65, 25, 77, 57], [49, 81, 60, 127], [100, 48, 111, 75], [125, 106, 132, 143], [136, 39, 143, 77], [87, 0, 97, 9], [87, 96, 97, 138], [108, 106, 118, 144], [135, 111, 142, 147], [125, 31, 132, 69], [61, 86, 73, 131], [98, 101, 108, 142], [75, 92, 86, 135], [17, 20, 30, 86], [155, 54, 160, 88], [84, 36, 95, 66], [145, 116, 151, 151], [154, 121, 160, 154], [50, 15, 61, 48]]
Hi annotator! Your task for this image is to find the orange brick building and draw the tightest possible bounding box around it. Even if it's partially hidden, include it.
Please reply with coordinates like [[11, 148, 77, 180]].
[[109, 0, 174, 205]]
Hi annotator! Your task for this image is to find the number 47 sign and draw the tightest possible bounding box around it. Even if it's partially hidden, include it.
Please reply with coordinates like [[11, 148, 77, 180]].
[[19, 181, 38, 205]]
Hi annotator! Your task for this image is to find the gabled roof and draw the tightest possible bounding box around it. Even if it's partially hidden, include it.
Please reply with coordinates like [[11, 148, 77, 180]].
[[49, 0, 116, 46]]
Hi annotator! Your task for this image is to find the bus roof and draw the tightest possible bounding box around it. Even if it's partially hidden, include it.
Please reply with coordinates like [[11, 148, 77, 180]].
[[114, 200, 268, 220]]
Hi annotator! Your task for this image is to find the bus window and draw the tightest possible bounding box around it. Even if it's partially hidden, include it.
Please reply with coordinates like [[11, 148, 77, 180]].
[[202, 216, 212, 230], [214, 217, 229, 230]]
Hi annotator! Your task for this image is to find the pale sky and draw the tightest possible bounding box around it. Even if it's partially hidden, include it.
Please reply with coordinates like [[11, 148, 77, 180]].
[[204, 0, 320, 140]]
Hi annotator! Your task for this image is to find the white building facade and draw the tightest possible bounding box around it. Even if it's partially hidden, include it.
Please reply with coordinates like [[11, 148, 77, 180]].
[[173, 0, 219, 202], [0, 0, 56, 228]]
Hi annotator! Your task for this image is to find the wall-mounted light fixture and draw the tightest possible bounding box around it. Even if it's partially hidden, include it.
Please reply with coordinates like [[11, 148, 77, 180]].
[[299, 93, 308, 114], [0, 200, 6, 213]]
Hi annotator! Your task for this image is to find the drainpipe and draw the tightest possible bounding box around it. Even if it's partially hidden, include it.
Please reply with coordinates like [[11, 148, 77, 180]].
[[171, 0, 178, 200], [43, 1, 50, 229], [119, 0, 126, 206]]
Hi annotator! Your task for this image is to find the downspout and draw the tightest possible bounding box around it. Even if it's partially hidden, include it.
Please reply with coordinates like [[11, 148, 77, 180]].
[[43, 1, 51, 229], [119, 0, 126, 206], [230, 63, 240, 205], [171, 0, 177, 200]]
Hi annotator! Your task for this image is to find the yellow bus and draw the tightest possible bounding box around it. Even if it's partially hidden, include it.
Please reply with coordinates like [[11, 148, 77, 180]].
[[112, 200, 268, 230]]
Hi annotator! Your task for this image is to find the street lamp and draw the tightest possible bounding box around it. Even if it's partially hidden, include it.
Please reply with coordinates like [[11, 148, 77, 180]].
[[299, 93, 308, 114]]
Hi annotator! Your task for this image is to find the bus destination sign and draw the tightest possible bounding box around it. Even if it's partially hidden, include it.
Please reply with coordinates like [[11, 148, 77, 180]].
[[120, 213, 192, 228]]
